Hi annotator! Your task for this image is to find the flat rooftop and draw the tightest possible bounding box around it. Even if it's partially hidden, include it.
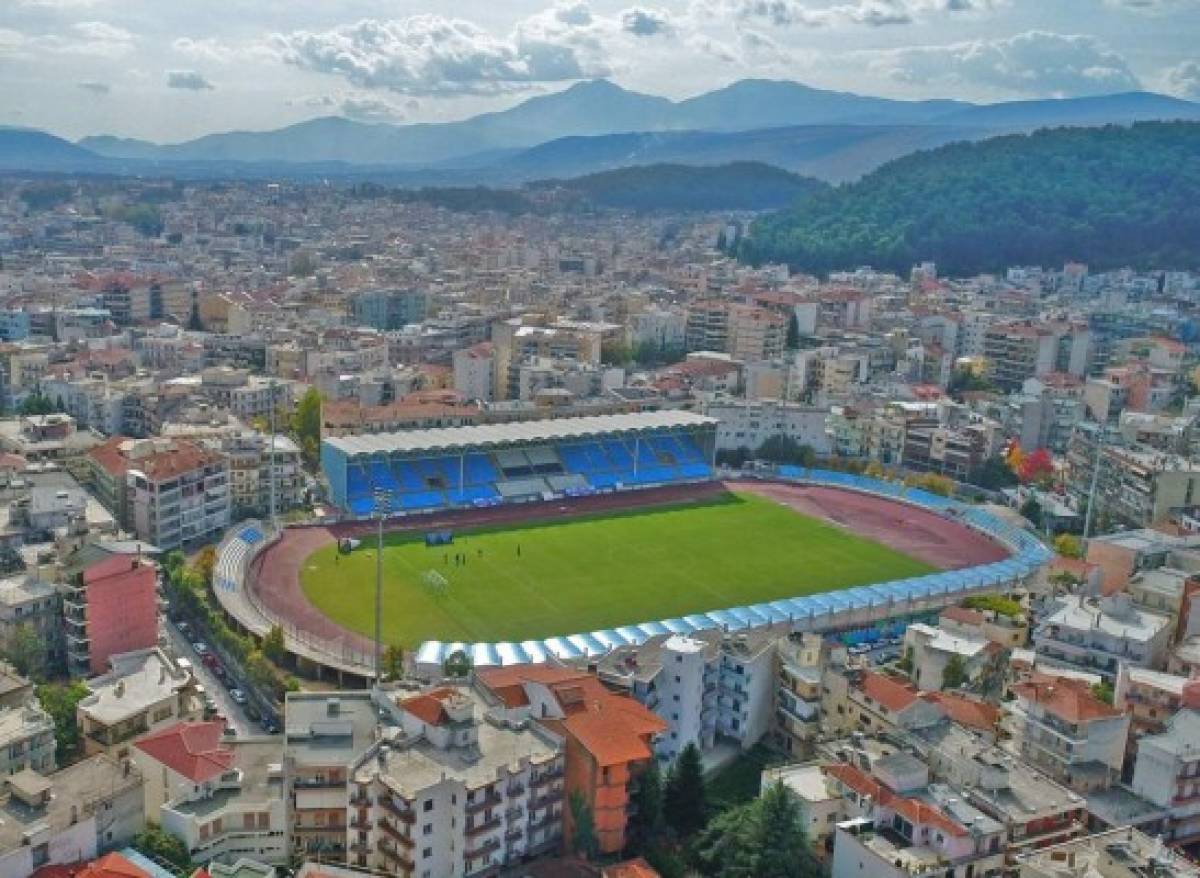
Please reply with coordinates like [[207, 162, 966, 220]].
[[285, 692, 380, 766]]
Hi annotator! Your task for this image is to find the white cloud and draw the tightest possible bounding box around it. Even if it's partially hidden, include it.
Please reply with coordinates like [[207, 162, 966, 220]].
[[166, 70, 215, 90], [339, 93, 409, 122], [1162, 60, 1200, 100], [711, 0, 1001, 28], [621, 7, 675, 36], [77, 79, 110, 94], [0, 19, 132, 58], [172, 36, 234, 63], [866, 30, 1141, 96]]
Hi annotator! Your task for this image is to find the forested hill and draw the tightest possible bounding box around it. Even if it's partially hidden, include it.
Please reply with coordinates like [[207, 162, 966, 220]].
[[543, 162, 828, 211], [737, 122, 1200, 276]]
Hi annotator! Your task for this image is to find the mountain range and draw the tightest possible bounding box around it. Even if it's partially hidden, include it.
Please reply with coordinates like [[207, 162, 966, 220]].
[[4, 79, 1200, 184]]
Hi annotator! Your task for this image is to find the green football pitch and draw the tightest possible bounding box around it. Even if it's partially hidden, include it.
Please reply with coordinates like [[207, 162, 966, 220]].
[[299, 491, 934, 647]]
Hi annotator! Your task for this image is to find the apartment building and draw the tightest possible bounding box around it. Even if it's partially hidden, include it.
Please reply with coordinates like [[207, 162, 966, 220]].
[[87, 436, 230, 550], [1017, 827, 1200, 878], [283, 692, 380, 863], [77, 649, 201, 760], [938, 605, 1029, 649], [774, 634, 824, 756], [684, 301, 786, 361], [827, 757, 1006, 878], [902, 623, 993, 691], [1032, 594, 1173, 680], [982, 322, 1090, 392], [902, 421, 998, 481], [0, 576, 64, 676], [64, 555, 159, 676], [1010, 673, 1129, 792], [0, 700, 55, 777], [704, 399, 832, 454], [1114, 666, 1188, 737], [1129, 703, 1200, 846], [132, 722, 286, 866], [218, 433, 304, 518], [592, 627, 778, 763], [197, 369, 293, 422], [453, 342, 495, 403], [348, 686, 564, 877], [821, 668, 944, 736], [0, 755, 144, 878], [351, 288, 428, 332], [476, 665, 666, 856]]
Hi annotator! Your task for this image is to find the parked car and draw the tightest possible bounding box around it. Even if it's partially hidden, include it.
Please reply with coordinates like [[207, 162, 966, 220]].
[[176, 621, 191, 637], [192, 641, 209, 656], [261, 718, 279, 735], [245, 704, 261, 723], [202, 652, 220, 670], [229, 689, 248, 705]]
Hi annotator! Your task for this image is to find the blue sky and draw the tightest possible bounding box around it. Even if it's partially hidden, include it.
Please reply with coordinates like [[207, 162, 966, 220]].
[[1, 0, 1197, 141]]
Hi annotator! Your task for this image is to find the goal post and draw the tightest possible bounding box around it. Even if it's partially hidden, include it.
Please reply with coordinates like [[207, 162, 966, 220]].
[[421, 569, 449, 595]]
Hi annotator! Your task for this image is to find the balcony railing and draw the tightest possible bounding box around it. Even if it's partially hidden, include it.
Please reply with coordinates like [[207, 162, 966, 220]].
[[466, 792, 502, 814], [465, 837, 502, 860], [466, 815, 501, 837], [379, 795, 416, 823], [376, 819, 414, 847]]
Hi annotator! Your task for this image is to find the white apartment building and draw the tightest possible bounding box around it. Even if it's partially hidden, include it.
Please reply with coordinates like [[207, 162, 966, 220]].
[[0, 700, 55, 777], [705, 399, 832, 454], [133, 722, 286, 866], [1130, 704, 1200, 846], [903, 623, 992, 692], [1033, 594, 1173, 680], [350, 686, 564, 877], [453, 342, 495, 403]]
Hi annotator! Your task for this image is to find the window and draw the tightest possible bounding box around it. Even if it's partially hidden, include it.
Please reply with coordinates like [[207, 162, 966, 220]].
[[422, 848, 432, 859], [424, 799, 434, 812], [423, 823, 433, 836]]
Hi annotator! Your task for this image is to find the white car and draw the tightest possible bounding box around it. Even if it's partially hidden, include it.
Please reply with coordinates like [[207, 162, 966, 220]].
[[229, 689, 248, 705], [193, 642, 209, 656]]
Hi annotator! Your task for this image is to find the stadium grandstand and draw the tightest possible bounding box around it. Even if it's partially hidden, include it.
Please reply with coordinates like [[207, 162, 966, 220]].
[[321, 410, 718, 516]]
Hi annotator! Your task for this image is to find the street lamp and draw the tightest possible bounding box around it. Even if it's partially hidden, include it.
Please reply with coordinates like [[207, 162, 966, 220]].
[[373, 487, 391, 687]]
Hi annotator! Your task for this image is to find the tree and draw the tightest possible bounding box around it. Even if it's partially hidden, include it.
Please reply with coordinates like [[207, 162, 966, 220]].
[[263, 625, 286, 663], [755, 781, 817, 878], [756, 435, 816, 467], [569, 789, 598, 860], [785, 312, 800, 351], [442, 649, 472, 679], [382, 644, 405, 681], [664, 742, 707, 838], [1018, 448, 1055, 486], [1005, 442, 1026, 478], [291, 387, 323, 468], [187, 294, 204, 331], [193, 545, 217, 588], [0, 545, 26, 575], [4, 624, 45, 680], [1091, 679, 1115, 705], [36, 680, 89, 763], [1053, 533, 1082, 559], [133, 825, 193, 875], [1020, 496, 1042, 528], [967, 455, 1019, 490], [691, 802, 758, 877], [629, 758, 665, 853], [942, 653, 967, 690]]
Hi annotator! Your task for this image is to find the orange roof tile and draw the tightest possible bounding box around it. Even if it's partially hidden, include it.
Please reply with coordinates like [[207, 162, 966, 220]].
[[603, 857, 661, 878], [921, 692, 1001, 732], [859, 671, 920, 713], [399, 687, 465, 726], [134, 721, 234, 783], [78, 853, 151, 878], [1012, 673, 1122, 723], [824, 763, 966, 838]]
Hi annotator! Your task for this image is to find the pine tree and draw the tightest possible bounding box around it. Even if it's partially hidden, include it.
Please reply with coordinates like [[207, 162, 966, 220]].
[[786, 312, 800, 350], [629, 758, 665, 852], [754, 781, 815, 878], [569, 790, 598, 860], [664, 742, 707, 837]]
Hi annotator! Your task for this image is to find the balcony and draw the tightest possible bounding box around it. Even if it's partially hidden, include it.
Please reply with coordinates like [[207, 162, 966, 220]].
[[465, 837, 502, 860], [531, 789, 563, 811], [379, 795, 416, 823], [292, 822, 345, 834], [506, 782, 525, 796], [349, 815, 371, 831], [377, 818, 414, 847], [293, 776, 345, 789], [529, 810, 561, 832], [532, 767, 563, 787], [466, 792, 502, 814], [378, 839, 413, 871], [466, 815, 501, 837]]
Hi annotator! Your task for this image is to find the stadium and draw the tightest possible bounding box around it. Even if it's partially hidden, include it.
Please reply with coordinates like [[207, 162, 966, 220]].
[[212, 411, 1051, 682]]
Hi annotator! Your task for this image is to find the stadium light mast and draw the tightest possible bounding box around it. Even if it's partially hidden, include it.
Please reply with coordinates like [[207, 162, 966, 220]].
[[373, 487, 391, 687], [267, 378, 277, 532]]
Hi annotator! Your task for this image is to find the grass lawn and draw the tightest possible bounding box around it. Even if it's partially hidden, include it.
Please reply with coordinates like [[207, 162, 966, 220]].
[[299, 491, 934, 647]]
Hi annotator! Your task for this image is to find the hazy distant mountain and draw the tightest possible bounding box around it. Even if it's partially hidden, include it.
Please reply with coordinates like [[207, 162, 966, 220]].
[[489, 124, 989, 183], [937, 91, 1200, 128], [0, 127, 100, 169], [73, 79, 1200, 172]]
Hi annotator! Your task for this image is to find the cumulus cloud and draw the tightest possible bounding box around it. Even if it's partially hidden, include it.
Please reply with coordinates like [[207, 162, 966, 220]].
[[166, 70, 215, 90], [270, 13, 604, 96], [712, 0, 1003, 27], [866, 31, 1140, 96], [77, 79, 110, 94], [621, 7, 675, 36], [1162, 60, 1200, 100], [172, 36, 234, 63], [339, 94, 410, 122]]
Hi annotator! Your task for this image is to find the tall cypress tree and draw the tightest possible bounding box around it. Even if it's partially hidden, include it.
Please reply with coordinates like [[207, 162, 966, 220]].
[[755, 781, 815, 878], [664, 742, 707, 837], [629, 758, 665, 852]]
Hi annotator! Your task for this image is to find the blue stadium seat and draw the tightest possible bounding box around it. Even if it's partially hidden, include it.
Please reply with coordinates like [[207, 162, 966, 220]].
[[464, 453, 498, 485], [349, 496, 375, 516], [370, 460, 399, 492], [450, 485, 499, 504], [676, 435, 705, 463], [679, 463, 712, 479], [401, 491, 445, 511], [602, 440, 633, 469], [395, 461, 425, 492]]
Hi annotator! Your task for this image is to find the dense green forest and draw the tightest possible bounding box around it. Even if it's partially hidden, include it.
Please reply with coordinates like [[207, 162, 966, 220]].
[[738, 122, 1200, 275], [543, 162, 827, 211]]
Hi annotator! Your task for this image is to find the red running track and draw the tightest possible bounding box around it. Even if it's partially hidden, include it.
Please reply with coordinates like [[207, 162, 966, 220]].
[[246, 479, 1009, 652]]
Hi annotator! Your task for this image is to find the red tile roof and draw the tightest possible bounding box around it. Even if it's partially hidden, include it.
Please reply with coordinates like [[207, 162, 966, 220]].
[[921, 692, 1002, 732], [78, 854, 150, 878], [824, 763, 966, 838], [940, 606, 985, 626], [1012, 673, 1123, 723], [399, 687, 466, 726], [859, 671, 921, 714], [603, 858, 661, 878], [133, 721, 235, 783]]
